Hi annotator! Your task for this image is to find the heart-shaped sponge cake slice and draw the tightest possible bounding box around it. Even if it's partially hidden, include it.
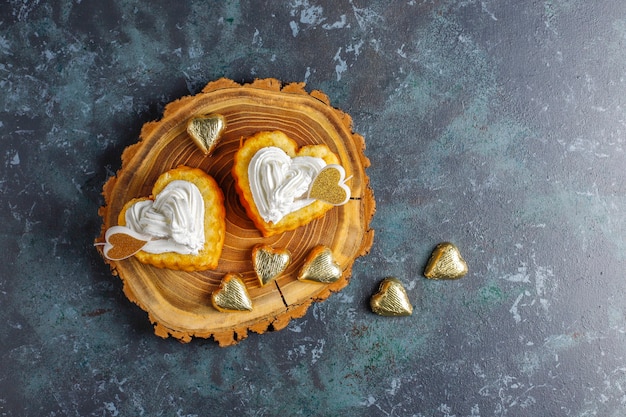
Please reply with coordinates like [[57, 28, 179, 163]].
[[117, 166, 226, 271], [232, 131, 346, 237]]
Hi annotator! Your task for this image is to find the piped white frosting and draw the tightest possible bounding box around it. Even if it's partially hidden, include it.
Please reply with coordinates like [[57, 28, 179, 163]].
[[125, 180, 205, 255], [248, 147, 326, 224]]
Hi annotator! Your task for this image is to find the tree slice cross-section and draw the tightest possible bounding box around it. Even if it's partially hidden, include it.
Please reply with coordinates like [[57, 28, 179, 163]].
[[96, 78, 375, 346]]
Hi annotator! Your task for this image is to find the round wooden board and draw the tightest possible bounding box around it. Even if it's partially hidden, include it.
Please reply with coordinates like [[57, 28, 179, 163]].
[[97, 78, 375, 346]]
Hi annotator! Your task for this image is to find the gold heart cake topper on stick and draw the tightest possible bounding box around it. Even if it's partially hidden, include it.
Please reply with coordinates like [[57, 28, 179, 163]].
[[297, 245, 342, 283], [308, 164, 351, 206], [101, 226, 150, 261], [370, 277, 413, 317], [252, 245, 291, 286], [186, 113, 226, 155], [424, 242, 468, 280], [212, 273, 253, 312]]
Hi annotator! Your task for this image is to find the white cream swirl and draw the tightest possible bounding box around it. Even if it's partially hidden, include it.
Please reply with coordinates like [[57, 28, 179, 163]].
[[248, 147, 326, 224], [125, 180, 205, 255]]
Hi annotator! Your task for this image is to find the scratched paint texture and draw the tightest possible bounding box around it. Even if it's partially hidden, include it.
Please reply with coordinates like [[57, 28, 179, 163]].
[[2, 1, 626, 416]]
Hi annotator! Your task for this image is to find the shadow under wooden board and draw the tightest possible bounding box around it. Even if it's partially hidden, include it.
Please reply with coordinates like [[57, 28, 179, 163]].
[[97, 78, 375, 346]]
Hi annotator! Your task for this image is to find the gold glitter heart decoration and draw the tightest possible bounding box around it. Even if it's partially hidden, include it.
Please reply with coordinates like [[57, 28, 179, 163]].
[[101, 226, 149, 261], [252, 244, 291, 286], [308, 164, 351, 206], [297, 245, 341, 283], [186, 113, 226, 155], [424, 242, 468, 280], [370, 277, 413, 317], [211, 273, 253, 312]]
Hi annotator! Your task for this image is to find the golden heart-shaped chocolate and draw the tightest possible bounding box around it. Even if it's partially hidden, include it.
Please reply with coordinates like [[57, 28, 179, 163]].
[[308, 164, 351, 205], [370, 278, 413, 317], [211, 273, 253, 312], [252, 245, 291, 286], [102, 226, 149, 261], [424, 242, 468, 279], [186, 114, 226, 155], [297, 245, 341, 283]]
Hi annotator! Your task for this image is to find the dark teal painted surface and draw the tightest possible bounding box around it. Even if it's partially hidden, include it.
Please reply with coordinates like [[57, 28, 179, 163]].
[[2, 1, 626, 416]]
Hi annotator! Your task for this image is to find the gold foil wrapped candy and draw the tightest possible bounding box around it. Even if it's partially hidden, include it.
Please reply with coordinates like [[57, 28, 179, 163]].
[[211, 273, 253, 312], [297, 245, 342, 283], [186, 113, 226, 155], [370, 277, 413, 317], [424, 242, 468, 280], [252, 244, 291, 286]]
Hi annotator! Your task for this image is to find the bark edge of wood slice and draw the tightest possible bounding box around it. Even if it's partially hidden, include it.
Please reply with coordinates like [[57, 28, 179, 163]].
[[96, 78, 376, 346]]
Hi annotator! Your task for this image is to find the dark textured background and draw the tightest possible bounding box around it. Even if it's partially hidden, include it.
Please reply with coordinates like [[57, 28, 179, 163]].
[[2, 1, 626, 416]]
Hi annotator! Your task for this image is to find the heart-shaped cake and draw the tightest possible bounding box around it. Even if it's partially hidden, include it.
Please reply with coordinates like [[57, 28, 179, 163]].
[[232, 130, 348, 237], [116, 166, 226, 271]]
